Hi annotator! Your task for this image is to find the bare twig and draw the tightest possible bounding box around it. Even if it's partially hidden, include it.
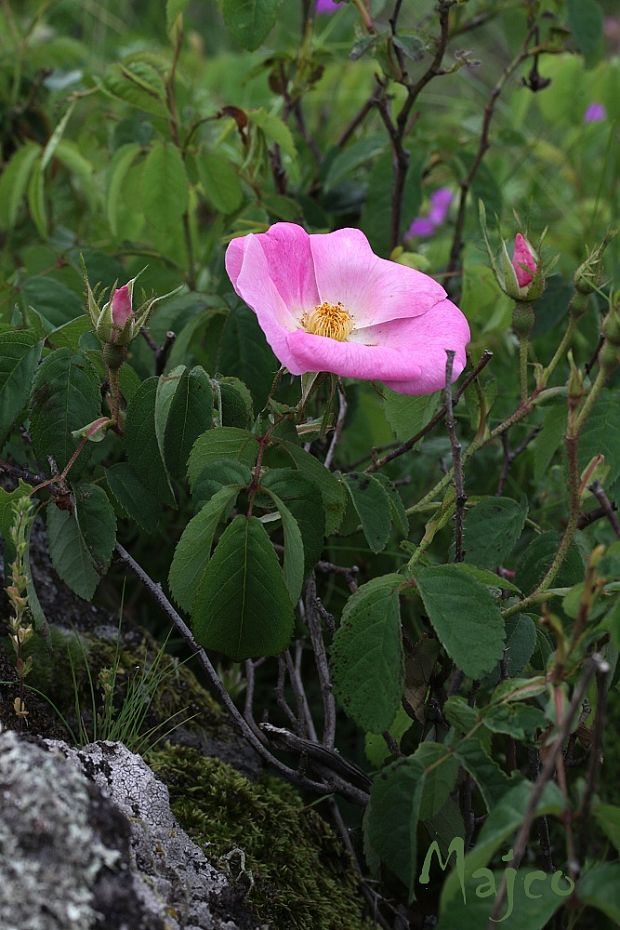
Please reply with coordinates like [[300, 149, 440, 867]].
[[324, 381, 347, 470], [304, 575, 337, 748], [114, 543, 366, 803], [365, 350, 493, 473], [577, 663, 608, 857], [445, 350, 466, 562], [588, 480, 620, 538]]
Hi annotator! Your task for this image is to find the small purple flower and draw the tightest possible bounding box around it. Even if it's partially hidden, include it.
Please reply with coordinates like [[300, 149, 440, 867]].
[[584, 102, 607, 123], [405, 187, 453, 240], [316, 0, 341, 13]]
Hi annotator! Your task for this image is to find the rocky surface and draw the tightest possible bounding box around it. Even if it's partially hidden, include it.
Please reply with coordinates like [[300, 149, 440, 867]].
[[0, 731, 263, 930]]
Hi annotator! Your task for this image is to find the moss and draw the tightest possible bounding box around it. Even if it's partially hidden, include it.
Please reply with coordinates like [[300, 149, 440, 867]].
[[149, 743, 372, 930]]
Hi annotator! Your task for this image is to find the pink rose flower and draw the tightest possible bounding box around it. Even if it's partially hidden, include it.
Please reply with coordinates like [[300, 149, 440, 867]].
[[406, 187, 453, 239], [584, 102, 607, 123], [111, 284, 133, 327], [511, 233, 537, 288], [225, 223, 470, 395], [316, 0, 341, 12]]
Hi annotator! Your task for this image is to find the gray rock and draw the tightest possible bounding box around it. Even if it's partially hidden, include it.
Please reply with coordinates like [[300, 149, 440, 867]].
[[0, 731, 263, 930]]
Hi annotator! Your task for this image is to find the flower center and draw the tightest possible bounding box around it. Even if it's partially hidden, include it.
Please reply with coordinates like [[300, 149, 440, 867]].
[[301, 302, 354, 342]]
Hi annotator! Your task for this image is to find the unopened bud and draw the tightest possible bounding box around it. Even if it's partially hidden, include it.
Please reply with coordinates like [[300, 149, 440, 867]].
[[602, 301, 620, 347], [574, 230, 616, 295]]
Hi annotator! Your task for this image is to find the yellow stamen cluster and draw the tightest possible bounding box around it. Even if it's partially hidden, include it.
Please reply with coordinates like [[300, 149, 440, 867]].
[[302, 302, 354, 342]]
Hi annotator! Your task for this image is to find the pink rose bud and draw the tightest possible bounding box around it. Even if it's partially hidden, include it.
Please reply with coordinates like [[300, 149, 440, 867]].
[[511, 234, 537, 288], [111, 284, 133, 328]]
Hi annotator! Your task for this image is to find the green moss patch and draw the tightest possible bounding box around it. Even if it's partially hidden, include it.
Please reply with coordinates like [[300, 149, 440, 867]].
[[149, 743, 372, 930]]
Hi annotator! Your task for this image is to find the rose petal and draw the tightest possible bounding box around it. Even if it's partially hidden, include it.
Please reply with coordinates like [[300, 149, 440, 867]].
[[232, 235, 302, 371], [286, 298, 469, 392], [226, 223, 318, 317], [309, 227, 446, 326]]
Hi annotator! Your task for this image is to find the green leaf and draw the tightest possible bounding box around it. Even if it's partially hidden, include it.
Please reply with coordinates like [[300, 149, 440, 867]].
[[142, 141, 189, 230], [263, 489, 305, 601], [261, 468, 325, 570], [106, 143, 141, 236], [567, 0, 603, 66], [54, 140, 97, 210], [413, 565, 505, 679], [361, 148, 424, 253], [192, 459, 252, 509], [222, 0, 282, 50], [500, 614, 537, 676], [344, 472, 392, 553], [169, 485, 240, 611], [217, 305, 278, 409], [577, 863, 620, 923], [482, 702, 545, 740], [462, 497, 527, 569], [365, 705, 412, 768], [105, 462, 160, 534], [166, 0, 189, 29], [192, 514, 294, 660], [514, 531, 583, 594], [454, 738, 515, 808], [444, 695, 478, 734], [198, 151, 243, 214], [447, 562, 520, 593], [579, 390, 620, 484], [248, 108, 296, 157], [278, 440, 346, 535], [125, 377, 175, 507], [374, 473, 409, 537], [0, 142, 40, 230], [27, 158, 47, 238], [593, 801, 620, 854], [534, 403, 566, 482], [155, 365, 186, 464], [437, 780, 565, 925], [46, 316, 91, 352], [187, 427, 259, 489], [0, 331, 42, 442], [414, 742, 459, 820], [383, 388, 440, 443], [163, 366, 213, 478], [103, 60, 168, 117], [437, 868, 564, 930], [30, 348, 101, 474], [324, 135, 386, 192], [331, 574, 404, 733], [366, 754, 427, 897], [22, 277, 83, 329], [47, 484, 116, 600], [218, 376, 254, 428]]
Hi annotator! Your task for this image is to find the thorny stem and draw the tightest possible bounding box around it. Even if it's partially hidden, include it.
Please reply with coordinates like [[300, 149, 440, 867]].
[[487, 656, 605, 927], [543, 317, 577, 385], [577, 664, 608, 859], [323, 380, 347, 470], [444, 350, 466, 562], [304, 575, 337, 748], [519, 335, 529, 403], [108, 365, 122, 427], [365, 350, 493, 473]]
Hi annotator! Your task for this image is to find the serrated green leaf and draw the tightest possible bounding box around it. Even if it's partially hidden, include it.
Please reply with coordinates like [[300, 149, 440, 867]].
[[169, 485, 240, 611], [263, 488, 305, 601], [217, 305, 278, 409], [221, 0, 281, 50], [248, 107, 296, 157], [192, 514, 294, 660], [125, 377, 175, 507], [46, 316, 91, 352], [261, 468, 325, 570], [366, 755, 427, 898], [103, 60, 168, 117], [27, 158, 47, 238], [579, 390, 620, 484], [30, 348, 101, 474], [218, 376, 253, 428], [344, 472, 392, 553], [0, 142, 40, 231], [447, 562, 521, 593], [188, 427, 259, 488], [413, 565, 506, 679], [47, 484, 116, 600], [593, 801, 620, 854], [278, 440, 346, 536], [324, 135, 385, 192], [383, 387, 440, 443], [54, 140, 96, 210], [106, 143, 141, 236], [331, 574, 404, 733], [444, 695, 478, 734], [142, 141, 189, 230], [0, 331, 42, 443], [192, 459, 252, 509], [22, 277, 83, 329], [198, 151, 243, 214], [462, 497, 527, 569], [577, 863, 620, 923], [454, 738, 514, 808], [106, 462, 160, 534], [163, 366, 213, 478]]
